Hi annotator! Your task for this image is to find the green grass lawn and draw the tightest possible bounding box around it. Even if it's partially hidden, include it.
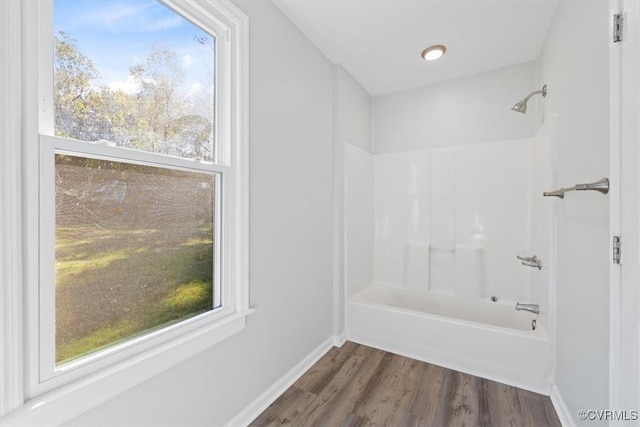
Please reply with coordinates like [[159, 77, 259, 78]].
[[55, 223, 214, 364]]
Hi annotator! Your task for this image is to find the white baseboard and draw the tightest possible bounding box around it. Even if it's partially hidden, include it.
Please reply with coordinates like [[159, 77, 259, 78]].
[[224, 336, 335, 427], [550, 384, 576, 427], [333, 331, 347, 347]]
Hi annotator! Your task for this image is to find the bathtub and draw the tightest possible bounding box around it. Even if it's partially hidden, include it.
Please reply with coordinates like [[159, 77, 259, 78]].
[[346, 284, 551, 393]]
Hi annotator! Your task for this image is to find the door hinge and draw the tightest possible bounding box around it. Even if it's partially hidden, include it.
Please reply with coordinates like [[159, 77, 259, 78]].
[[613, 13, 623, 42], [613, 235, 621, 264]]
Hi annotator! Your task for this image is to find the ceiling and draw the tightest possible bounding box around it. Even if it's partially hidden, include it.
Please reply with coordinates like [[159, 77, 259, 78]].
[[273, 0, 558, 96]]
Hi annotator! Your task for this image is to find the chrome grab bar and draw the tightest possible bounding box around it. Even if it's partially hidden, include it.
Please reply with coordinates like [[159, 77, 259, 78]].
[[544, 177, 609, 199], [575, 177, 610, 194], [516, 255, 542, 270], [543, 186, 573, 199]]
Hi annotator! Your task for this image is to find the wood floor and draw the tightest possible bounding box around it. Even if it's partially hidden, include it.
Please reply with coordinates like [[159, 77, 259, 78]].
[[250, 341, 561, 427]]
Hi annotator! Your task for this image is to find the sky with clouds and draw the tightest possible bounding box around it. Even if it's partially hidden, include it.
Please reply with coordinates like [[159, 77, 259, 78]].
[[54, 0, 215, 96]]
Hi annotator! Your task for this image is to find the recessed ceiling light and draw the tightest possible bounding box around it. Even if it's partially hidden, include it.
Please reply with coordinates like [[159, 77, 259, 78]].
[[421, 45, 446, 61]]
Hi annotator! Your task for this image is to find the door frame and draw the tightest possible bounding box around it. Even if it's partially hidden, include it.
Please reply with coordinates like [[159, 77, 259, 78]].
[[609, 0, 640, 421]]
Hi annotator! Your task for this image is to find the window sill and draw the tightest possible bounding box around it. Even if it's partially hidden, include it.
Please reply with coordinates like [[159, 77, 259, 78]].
[[1, 309, 254, 427]]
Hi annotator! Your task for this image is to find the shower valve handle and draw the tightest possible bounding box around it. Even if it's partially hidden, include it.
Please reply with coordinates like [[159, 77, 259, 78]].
[[517, 255, 542, 270]]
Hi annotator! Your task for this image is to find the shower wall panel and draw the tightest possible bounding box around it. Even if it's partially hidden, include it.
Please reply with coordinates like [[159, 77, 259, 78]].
[[530, 120, 554, 309], [373, 150, 430, 287], [372, 138, 537, 303], [455, 140, 531, 301], [345, 143, 375, 298], [429, 148, 456, 295]]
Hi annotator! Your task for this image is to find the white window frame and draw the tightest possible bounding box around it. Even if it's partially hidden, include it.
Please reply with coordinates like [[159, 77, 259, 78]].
[[0, 0, 249, 424]]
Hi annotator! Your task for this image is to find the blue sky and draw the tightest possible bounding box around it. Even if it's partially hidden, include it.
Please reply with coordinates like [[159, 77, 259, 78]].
[[54, 0, 215, 96]]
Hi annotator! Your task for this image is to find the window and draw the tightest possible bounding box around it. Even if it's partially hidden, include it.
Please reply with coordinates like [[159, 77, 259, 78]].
[[44, 0, 225, 371], [1, 0, 248, 419], [52, 154, 219, 365]]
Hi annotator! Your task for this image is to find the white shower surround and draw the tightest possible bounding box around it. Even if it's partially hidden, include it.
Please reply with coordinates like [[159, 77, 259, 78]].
[[345, 117, 556, 392]]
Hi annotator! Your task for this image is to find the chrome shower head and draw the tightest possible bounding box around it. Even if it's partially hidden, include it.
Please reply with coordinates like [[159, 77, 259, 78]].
[[511, 100, 528, 114], [511, 84, 547, 114]]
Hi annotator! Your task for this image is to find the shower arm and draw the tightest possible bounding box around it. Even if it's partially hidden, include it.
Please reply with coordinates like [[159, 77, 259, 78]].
[[522, 87, 546, 103]]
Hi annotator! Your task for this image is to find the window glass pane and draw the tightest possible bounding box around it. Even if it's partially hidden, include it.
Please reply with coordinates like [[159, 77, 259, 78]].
[[53, 0, 216, 161], [55, 153, 216, 364]]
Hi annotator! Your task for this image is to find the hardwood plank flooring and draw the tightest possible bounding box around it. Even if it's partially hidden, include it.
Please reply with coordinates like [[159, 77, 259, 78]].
[[250, 342, 561, 427]]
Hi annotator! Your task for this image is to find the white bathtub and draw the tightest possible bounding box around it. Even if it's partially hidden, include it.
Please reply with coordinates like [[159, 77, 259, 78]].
[[346, 284, 551, 393]]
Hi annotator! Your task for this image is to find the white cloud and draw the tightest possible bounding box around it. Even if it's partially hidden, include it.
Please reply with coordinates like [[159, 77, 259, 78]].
[[79, 1, 183, 33], [84, 2, 152, 29], [189, 82, 203, 96], [108, 75, 142, 95], [182, 54, 194, 69], [144, 15, 184, 32]]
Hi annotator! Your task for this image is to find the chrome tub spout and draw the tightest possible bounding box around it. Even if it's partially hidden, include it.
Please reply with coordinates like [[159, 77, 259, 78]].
[[515, 302, 539, 314]]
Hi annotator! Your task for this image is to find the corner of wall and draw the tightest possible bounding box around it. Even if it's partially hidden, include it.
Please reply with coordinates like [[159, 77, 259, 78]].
[[550, 384, 578, 427], [333, 63, 374, 339], [332, 63, 345, 338]]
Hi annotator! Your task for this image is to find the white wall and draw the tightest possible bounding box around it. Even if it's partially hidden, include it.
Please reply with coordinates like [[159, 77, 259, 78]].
[[334, 65, 372, 152], [333, 65, 373, 331], [537, 0, 610, 424], [373, 61, 537, 154], [63, 1, 335, 425]]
